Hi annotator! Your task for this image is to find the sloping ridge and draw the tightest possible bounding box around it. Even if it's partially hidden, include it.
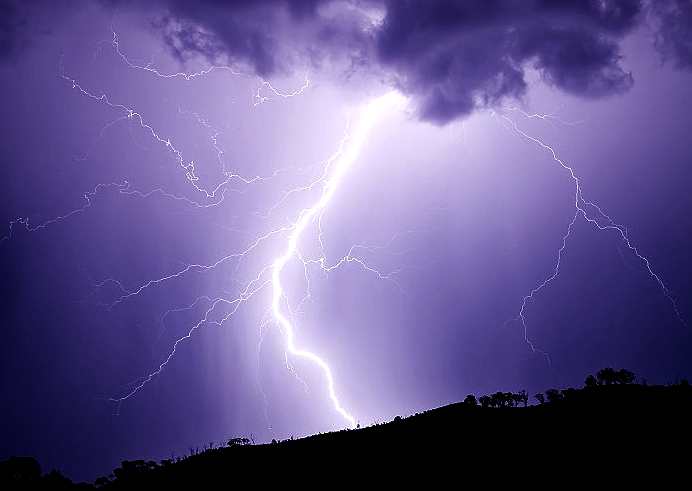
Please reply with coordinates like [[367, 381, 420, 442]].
[[4, 382, 692, 488]]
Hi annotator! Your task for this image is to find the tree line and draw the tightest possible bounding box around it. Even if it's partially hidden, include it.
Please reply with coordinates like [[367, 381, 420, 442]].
[[462, 368, 638, 408]]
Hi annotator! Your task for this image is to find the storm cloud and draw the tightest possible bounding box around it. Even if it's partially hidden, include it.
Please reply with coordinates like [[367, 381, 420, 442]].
[[116, 0, 646, 123], [650, 0, 692, 69], [376, 0, 641, 122], [4, 0, 690, 122]]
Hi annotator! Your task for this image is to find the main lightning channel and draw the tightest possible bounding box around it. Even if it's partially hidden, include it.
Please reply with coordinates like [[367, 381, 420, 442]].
[[53, 33, 404, 427], [270, 91, 403, 428]]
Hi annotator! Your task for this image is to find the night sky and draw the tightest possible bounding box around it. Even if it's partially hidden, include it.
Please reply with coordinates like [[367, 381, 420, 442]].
[[2, 0, 692, 481]]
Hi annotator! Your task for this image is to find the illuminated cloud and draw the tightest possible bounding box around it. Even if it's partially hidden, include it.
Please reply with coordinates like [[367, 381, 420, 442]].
[[7, 1, 692, 122], [116, 0, 643, 122]]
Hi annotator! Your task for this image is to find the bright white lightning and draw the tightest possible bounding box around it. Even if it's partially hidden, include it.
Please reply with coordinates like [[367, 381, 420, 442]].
[[95, 88, 403, 426], [270, 91, 404, 428], [29, 31, 404, 429]]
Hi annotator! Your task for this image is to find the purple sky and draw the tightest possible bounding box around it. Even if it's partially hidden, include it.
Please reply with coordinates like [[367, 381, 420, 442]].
[[2, 0, 692, 481]]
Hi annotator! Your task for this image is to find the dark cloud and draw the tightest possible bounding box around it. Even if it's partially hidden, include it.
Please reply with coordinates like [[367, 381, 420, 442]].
[[135, 0, 644, 123], [377, 0, 641, 123], [115, 0, 371, 77], [4, 0, 679, 122], [513, 26, 634, 97], [650, 0, 692, 69], [152, 1, 299, 76]]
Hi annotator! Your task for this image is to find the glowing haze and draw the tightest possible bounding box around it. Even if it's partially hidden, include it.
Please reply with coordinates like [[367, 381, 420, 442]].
[[2, 0, 692, 482]]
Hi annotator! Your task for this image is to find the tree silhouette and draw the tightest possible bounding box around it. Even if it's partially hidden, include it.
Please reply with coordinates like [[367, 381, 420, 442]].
[[597, 368, 617, 385], [517, 390, 529, 407], [42, 470, 72, 488], [585, 374, 598, 388], [489, 392, 513, 408], [0, 457, 41, 485], [112, 460, 159, 482], [594, 368, 635, 385], [561, 388, 578, 401], [535, 393, 545, 405], [227, 437, 251, 447], [615, 369, 635, 385], [545, 389, 563, 403], [464, 394, 478, 406], [94, 476, 111, 487]]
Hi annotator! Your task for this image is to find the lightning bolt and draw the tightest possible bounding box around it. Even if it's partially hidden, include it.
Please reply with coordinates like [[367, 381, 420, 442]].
[[0, 30, 314, 245], [110, 30, 310, 106], [0, 29, 408, 429], [270, 92, 404, 428], [498, 110, 686, 360], [105, 92, 403, 428]]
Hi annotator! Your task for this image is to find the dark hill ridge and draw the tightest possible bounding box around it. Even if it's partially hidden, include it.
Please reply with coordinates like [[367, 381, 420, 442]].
[[3, 370, 692, 488]]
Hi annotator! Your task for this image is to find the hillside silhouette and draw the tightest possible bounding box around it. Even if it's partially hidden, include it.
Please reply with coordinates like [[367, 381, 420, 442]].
[[3, 368, 691, 488]]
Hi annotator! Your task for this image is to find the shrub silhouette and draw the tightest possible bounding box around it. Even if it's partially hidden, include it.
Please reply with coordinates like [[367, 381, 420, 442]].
[[227, 437, 251, 447], [597, 367, 617, 385], [615, 369, 635, 385], [545, 388, 563, 403], [594, 367, 636, 385]]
